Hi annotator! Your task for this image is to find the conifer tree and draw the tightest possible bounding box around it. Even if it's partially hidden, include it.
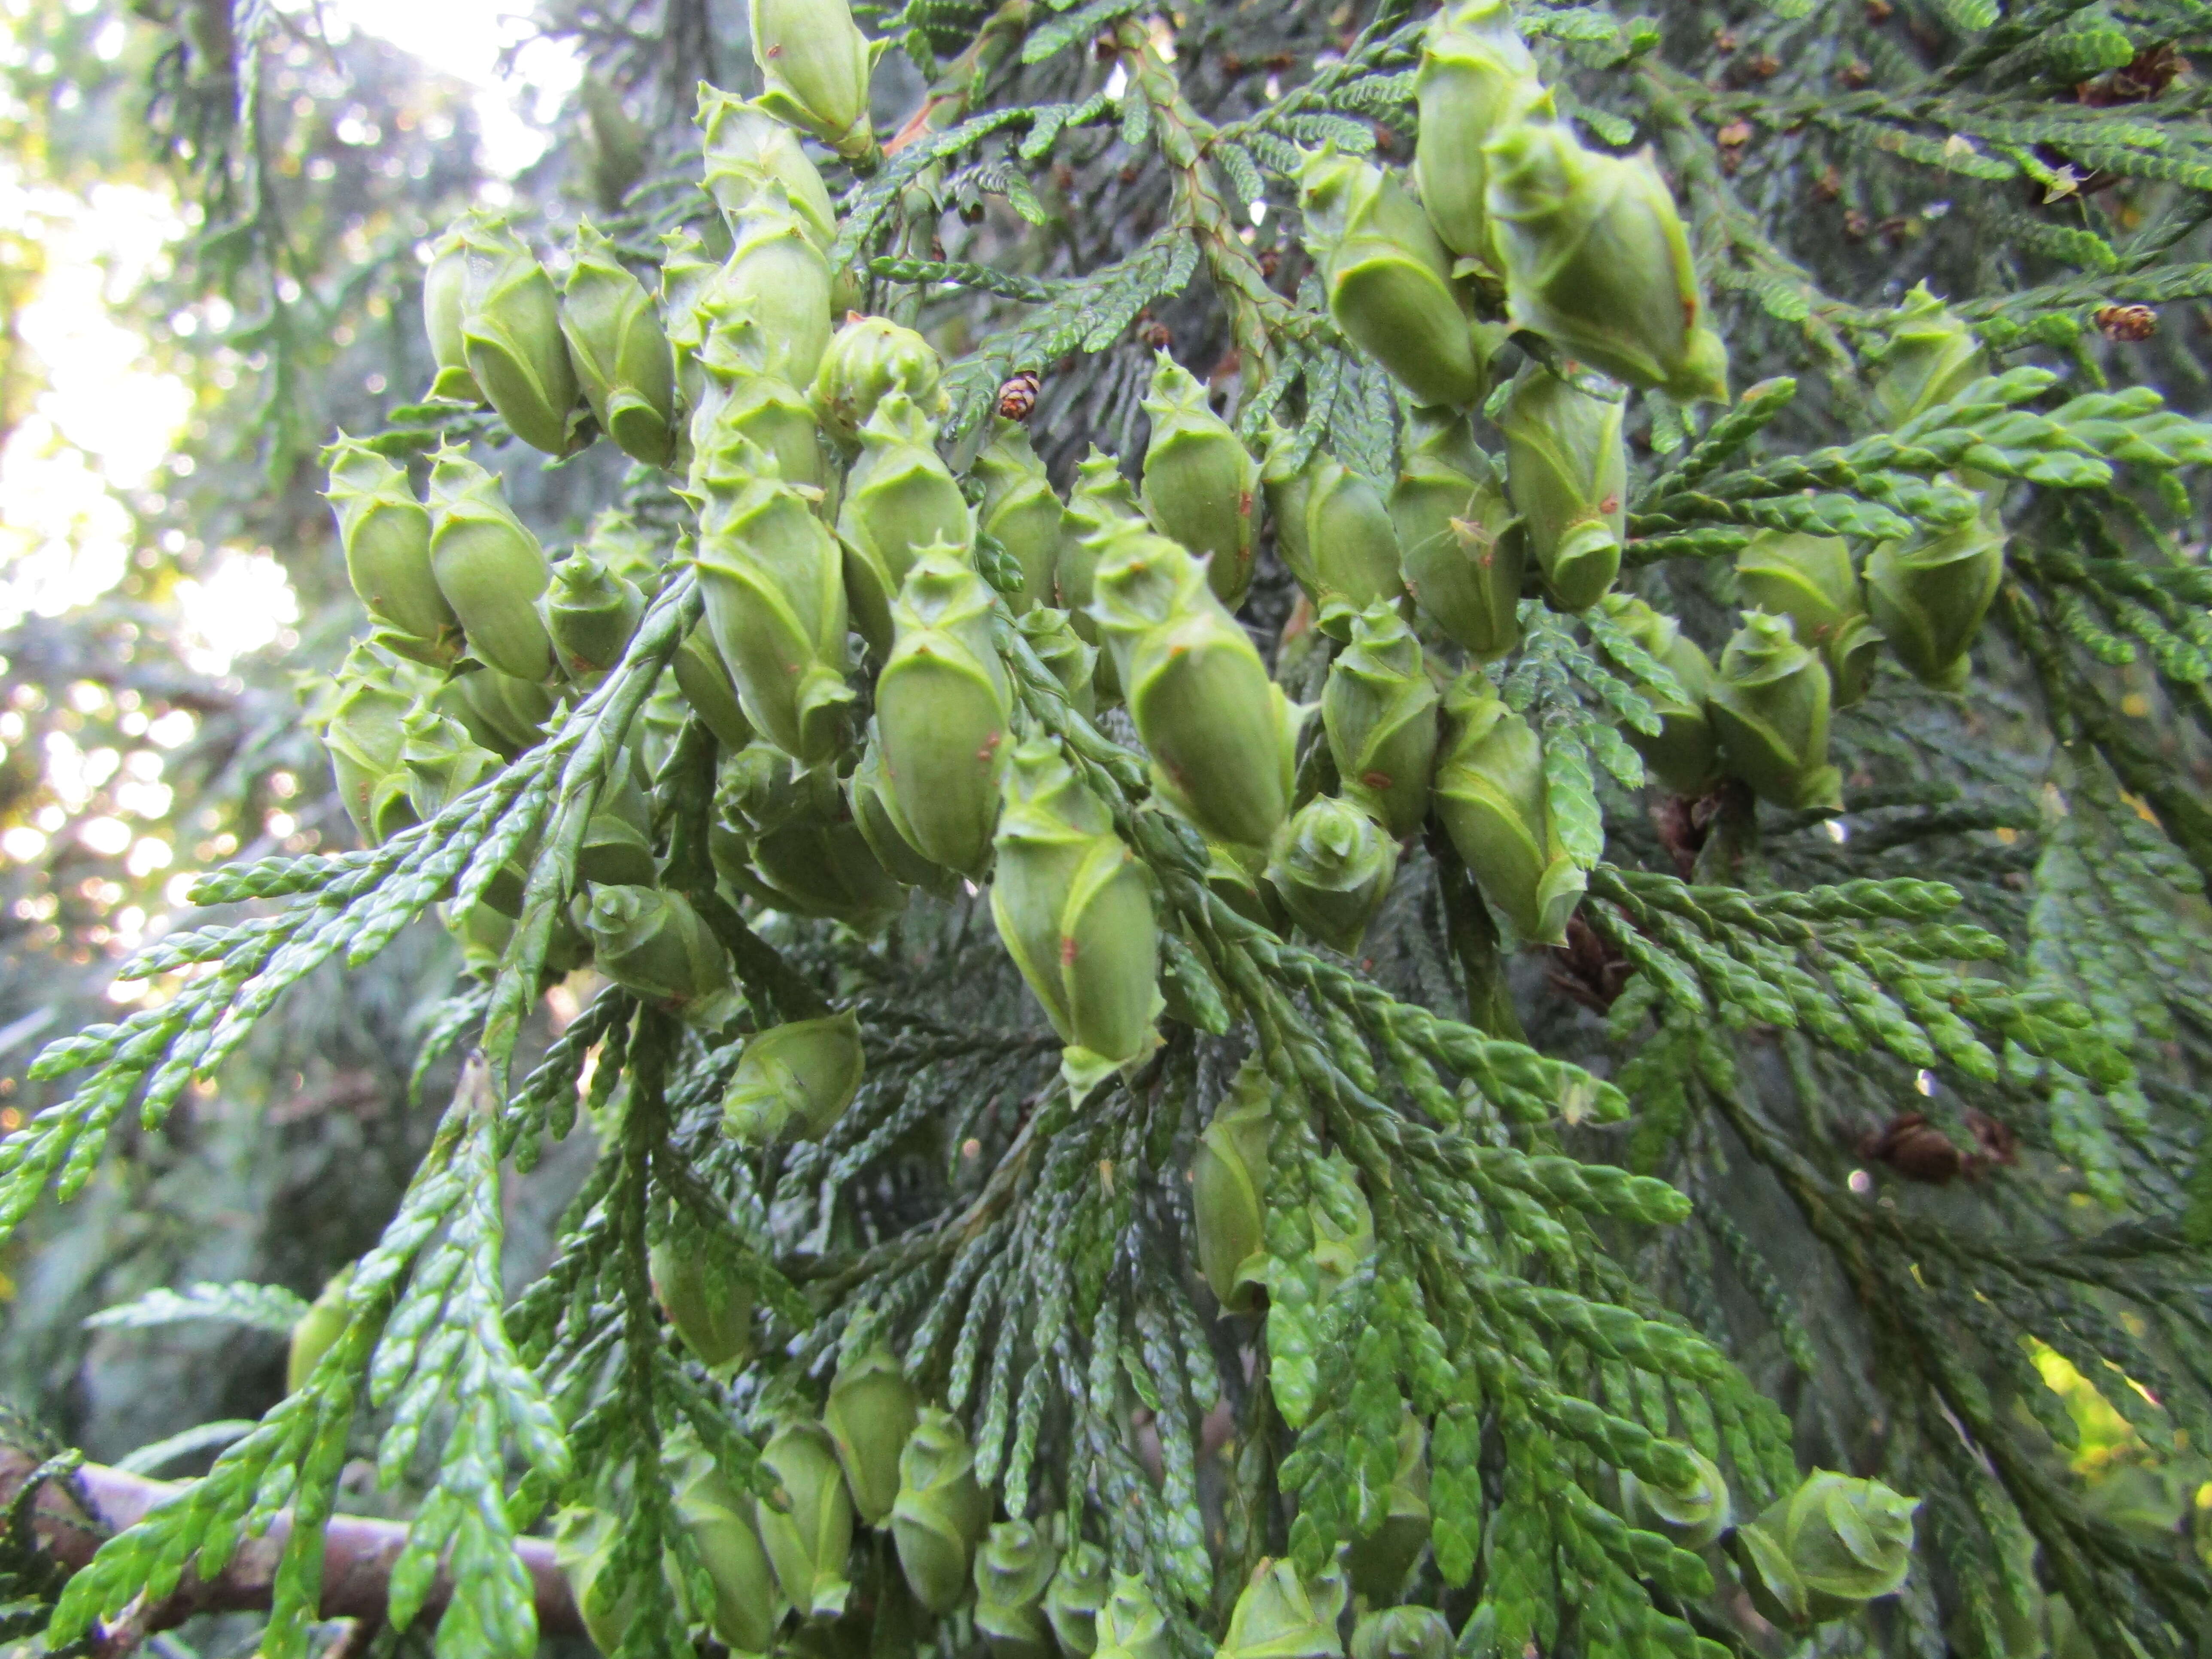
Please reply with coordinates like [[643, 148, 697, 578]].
[[8, 0, 2212, 1655]]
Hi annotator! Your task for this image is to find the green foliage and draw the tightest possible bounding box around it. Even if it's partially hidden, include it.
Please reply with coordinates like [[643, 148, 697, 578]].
[[4, 0, 2212, 1653]]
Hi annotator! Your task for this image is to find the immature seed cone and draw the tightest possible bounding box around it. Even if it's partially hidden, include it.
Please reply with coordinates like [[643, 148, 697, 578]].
[[1259, 425, 1320, 595], [1411, 0, 1544, 263], [640, 679, 693, 778], [1731, 1470, 1920, 1629], [1348, 1407, 1432, 1599], [707, 185, 836, 389], [1323, 603, 1440, 838], [1621, 1444, 1732, 1550], [1094, 1573, 1171, 1659], [650, 1240, 755, 1370], [720, 1009, 866, 1144], [581, 883, 734, 1009], [693, 438, 854, 766], [322, 675, 416, 843], [749, 0, 882, 165], [1871, 282, 1987, 427], [435, 664, 555, 759], [1058, 448, 1145, 696], [546, 550, 645, 686], [1432, 673, 1586, 945], [1303, 453, 1406, 638], [824, 1340, 919, 1525], [422, 222, 482, 403], [553, 1506, 634, 1656], [1500, 369, 1626, 613], [1593, 594, 1720, 795], [1389, 411, 1523, 659], [1045, 1541, 1113, 1656], [890, 1406, 990, 1614], [689, 304, 826, 497], [286, 1264, 353, 1394], [814, 313, 947, 448], [1015, 607, 1099, 722], [601, 763, 653, 835], [1736, 531, 1883, 706], [876, 547, 1012, 875], [398, 706, 498, 825], [974, 1521, 1061, 1659], [560, 221, 676, 465], [582, 507, 669, 590], [1352, 1608, 1449, 1659], [715, 744, 908, 929], [1269, 797, 1399, 954], [990, 738, 1163, 1097], [1485, 108, 1730, 404], [424, 450, 557, 681], [672, 1439, 783, 1653], [1220, 1558, 1348, 1659], [1139, 352, 1258, 608], [838, 393, 975, 654], [754, 1419, 857, 1620], [1298, 148, 1485, 410], [324, 435, 457, 651], [1191, 1054, 1274, 1312], [848, 722, 951, 891], [1090, 524, 1299, 850], [673, 620, 758, 751], [660, 226, 723, 417], [576, 810, 655, 889], [697, 82, 838, 251], [1708, 611, 1843, 811], [975, 417, 1066, 612], [1864, 512, 2005, 693], [454, 215, 582, 455]]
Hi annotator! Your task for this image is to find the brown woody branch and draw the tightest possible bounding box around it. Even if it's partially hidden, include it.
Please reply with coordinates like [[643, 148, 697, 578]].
[[0, 1446, 582, 1641]]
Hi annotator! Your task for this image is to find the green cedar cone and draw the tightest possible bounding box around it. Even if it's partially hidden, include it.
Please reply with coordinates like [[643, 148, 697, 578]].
[[1499, 368, 1626, 614], [1139, 351, 1259, 609], [754, 1419, 857, 1619], [1432, 672, 1586, 945], [813, 312, 947, 448], [1708, 610, 1844, 812], [559, 219, 677, 465], [1191, 1054, 1276, 1311], [1268, 796, 1399, 954], [990, 737, 1163, 1097], [1411, 0, 1544, 265], [837, 392, 975, 656], [720, 1009, 866, 1144], [1298, 147, 1487, 410], [1389, 410, 1523, 659], [1483, 106, 1730, 404], [1089, 523, 1300, 851], [890, 1405, 990, 1614], [454, 214, 583, 455], [1322, 602, 1440, 838], [426, 448, 557, 682], [975, 416, 1067, 613], [1736, 530, 1884, 706], [824, 1339, 920, 1525], [1864, 510, 2006, 693], [322, 434, 458, 653]]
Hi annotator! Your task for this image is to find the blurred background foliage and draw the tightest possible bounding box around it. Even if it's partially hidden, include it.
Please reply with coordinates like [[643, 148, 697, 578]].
[[0, 0, 596, 1492]]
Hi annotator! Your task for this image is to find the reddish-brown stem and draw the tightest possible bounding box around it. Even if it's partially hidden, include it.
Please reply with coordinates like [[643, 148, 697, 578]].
[[0, 1448, 583, 1641]]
